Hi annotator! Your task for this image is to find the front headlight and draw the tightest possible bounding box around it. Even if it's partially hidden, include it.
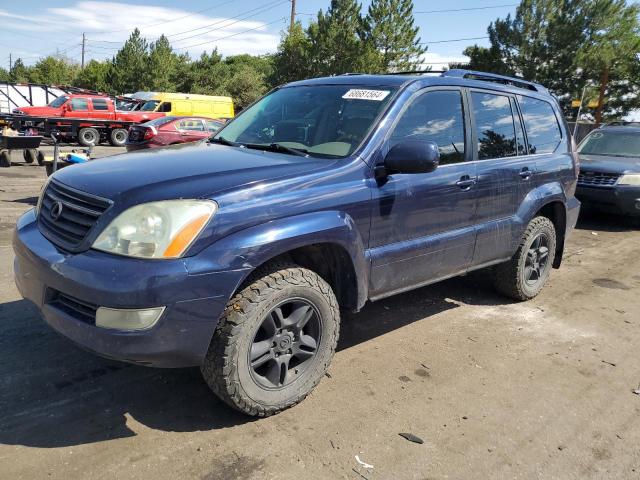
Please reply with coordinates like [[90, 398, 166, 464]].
[[93, 200, 217, 259], [618, 174, 640, 186]]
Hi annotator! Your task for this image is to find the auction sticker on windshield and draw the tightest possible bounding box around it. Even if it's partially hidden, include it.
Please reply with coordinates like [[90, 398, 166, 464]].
[[342, 89, 390, 101]]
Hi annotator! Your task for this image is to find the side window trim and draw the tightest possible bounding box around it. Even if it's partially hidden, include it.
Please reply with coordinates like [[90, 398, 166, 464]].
[[516, 94, 563, 154], [467, 87, 519, 161], [509, 97, 527, 156], [382, 86, 470, 165]]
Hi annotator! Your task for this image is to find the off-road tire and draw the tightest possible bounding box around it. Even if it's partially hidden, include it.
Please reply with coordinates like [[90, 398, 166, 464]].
[[23, 149, 36, 164], [494, 216, 556, 301], [201, 263, 340, 417], [78, 128, 99, 147], [0, 151, 10, 168], [109, 128, 128, 147]]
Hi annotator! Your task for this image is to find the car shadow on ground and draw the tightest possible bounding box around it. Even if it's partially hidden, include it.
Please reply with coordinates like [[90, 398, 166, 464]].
[[0, 272, 508, 449], [576, 208, 639, 233]]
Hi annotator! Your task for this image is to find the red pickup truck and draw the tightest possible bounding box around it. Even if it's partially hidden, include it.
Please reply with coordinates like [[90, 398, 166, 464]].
[[14, 94, 165, 146]]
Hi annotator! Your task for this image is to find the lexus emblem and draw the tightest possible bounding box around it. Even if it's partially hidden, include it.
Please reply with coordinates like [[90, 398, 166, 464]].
[[50, 201, 64, 221]]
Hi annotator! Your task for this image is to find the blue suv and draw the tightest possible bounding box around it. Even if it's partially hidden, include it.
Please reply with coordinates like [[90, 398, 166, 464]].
[[13, 70, 580, 416]]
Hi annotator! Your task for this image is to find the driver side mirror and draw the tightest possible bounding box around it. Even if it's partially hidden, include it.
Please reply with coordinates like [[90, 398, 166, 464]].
[[382, 139, 440, 175]]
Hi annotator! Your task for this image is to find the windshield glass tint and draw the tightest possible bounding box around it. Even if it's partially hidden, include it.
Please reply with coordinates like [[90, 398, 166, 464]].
[[140, 100, 160, 111], [578, 131, 640, 157], [214, 85, 397, 157], [49, 96, 68, 107]]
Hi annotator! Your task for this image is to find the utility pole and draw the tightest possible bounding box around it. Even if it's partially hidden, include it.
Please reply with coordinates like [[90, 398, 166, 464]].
[[81, 33, 86, 69], [289, 0, 296, 32], [9, 53, 12, 72]]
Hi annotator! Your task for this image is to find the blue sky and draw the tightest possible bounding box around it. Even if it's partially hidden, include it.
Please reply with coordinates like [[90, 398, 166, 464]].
[[0, 1, 518, 69]]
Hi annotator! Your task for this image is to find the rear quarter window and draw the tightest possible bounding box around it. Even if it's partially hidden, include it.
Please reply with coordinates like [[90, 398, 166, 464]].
[[517, 96, 562, 154]]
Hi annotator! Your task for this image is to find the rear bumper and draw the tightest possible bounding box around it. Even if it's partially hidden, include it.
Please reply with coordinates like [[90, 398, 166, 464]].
[[576, 185, 640, 217], [13, 209, 249, 367]]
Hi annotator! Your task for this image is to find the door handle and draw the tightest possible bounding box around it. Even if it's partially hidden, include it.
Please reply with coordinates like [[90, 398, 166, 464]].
[[456, 176, 477, 190], [519, 168, 532, 179]]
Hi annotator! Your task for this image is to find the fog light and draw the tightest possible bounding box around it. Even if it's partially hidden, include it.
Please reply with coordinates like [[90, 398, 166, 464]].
[[95, 306, 165, 331]]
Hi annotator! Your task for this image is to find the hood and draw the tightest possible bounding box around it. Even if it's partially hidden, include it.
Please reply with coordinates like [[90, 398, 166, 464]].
[[15, 106, 60, 116], [579, 154, 640, 174], [53, 142, 336, 202]]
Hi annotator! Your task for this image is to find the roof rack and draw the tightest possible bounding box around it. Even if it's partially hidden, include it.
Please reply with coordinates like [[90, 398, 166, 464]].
[[442, 69, 546, 93], [602, 121, 640, 127], [385, 70, 446, 75]]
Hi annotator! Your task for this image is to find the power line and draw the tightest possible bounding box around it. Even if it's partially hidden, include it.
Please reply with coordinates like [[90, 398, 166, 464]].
[[175, 17, 286, 51], [419, 36, 489, 44], [414, 4, 517, 14], [168, 0, 288, 42]]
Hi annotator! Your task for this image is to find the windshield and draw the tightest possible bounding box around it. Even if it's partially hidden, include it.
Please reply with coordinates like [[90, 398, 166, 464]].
[[140, 100, 160, 111], [48, 96, 68, 108], [578, 130, 640, 157], [214, 85, 397, 158]]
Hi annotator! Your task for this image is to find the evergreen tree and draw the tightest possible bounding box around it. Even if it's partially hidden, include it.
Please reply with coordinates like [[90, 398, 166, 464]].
[[0, 67, 9, 82], [74, 60, 112, 92], [307, 0, 377, 76], [271, 22, 312, 84], [146, 35, 178, 91], [460, 0, 640, 120], [9, 58, 30, 83], [108, 29, 150, 93], [363, 0, 426, 72]]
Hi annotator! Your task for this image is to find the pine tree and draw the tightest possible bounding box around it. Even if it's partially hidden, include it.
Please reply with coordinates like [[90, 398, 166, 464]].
[[74, 60, 111, 92], [271, 22, 312, 84], [146, 35, 178, 91], [460, 0, 640, 120], [9, 59, 30, 83], [364, 0, 426, 72], [108, 29, 150, 93], [307, 0, 377, 76]]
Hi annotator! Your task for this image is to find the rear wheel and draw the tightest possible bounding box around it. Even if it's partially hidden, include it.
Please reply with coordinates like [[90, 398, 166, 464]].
[[23, 149, 37, 164], [78, 127, 99, 147], [201, 263, 340, 416], [109, 128, 128, 147], [494, 216, 556, 300], [0, 151, 10, 168]]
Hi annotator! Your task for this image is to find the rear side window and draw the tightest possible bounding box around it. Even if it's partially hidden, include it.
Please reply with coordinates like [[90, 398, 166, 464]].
[[389, 90, 466, 165], [158, 102, 172, 113], [92, 98, 109, 110], [517, 96, 562, 154], [176, 119, 205, 131], [71, 98, 88, 111], [471, 92, 517, 160]]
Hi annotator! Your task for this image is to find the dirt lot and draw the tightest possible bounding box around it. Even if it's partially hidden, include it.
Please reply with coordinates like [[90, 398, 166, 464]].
[[1, 147, 639, 479]]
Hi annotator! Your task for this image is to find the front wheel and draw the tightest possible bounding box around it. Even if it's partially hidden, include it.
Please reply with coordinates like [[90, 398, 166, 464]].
[[493, 216, 556, 301], [201, 264, 340, 416]]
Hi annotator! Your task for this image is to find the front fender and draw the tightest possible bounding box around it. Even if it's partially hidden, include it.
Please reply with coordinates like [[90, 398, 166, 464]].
[[183, 210, 369, 306]]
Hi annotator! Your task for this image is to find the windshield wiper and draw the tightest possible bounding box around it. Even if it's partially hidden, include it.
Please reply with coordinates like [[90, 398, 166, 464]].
[[244, 143, 310, 157], [209, 136, 242, 147]]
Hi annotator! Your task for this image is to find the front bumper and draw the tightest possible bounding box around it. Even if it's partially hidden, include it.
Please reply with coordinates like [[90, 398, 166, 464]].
[[576, 184, 640, 217], [13, 209, 248, 367]]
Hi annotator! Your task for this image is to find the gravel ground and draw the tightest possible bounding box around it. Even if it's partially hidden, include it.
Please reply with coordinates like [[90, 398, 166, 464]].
[[0, 147, 639, 479]]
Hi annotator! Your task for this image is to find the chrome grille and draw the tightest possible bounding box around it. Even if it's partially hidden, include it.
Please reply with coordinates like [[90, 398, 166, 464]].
[[577, 171, 620, 187], [38, 180, 112, 251]]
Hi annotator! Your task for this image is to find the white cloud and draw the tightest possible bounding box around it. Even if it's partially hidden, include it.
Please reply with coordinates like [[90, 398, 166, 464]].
[[419, 52, 470, 71], [1, 1, 283, 61]]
